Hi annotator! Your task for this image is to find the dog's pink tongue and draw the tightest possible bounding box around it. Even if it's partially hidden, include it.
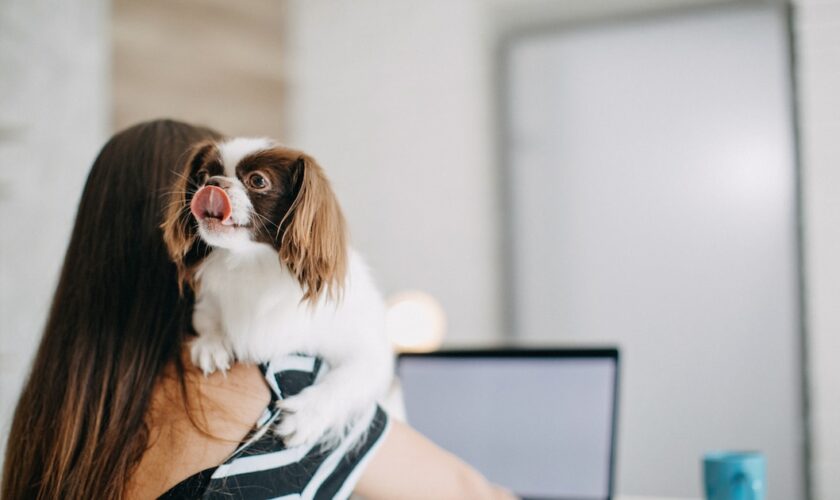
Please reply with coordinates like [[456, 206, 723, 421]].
[[190, 186, 232, 222]]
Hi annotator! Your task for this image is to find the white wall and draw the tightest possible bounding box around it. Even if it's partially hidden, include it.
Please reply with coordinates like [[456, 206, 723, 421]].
[[0, 0, 109, 453], [795, 0, 840, 498], [283, 0, 502, 345], [0, 0, 833, 497], [285, 1, 837, 497]]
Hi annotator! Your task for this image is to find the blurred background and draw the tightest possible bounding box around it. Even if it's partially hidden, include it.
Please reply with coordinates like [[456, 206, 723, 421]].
[[1, 0, 838, 498]]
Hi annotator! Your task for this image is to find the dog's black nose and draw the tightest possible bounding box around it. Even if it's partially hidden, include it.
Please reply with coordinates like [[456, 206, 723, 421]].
[[205, 177, 233, 189]]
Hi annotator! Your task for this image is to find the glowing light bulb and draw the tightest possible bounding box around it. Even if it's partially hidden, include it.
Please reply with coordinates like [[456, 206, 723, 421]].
[[385, 291, 446, 352]]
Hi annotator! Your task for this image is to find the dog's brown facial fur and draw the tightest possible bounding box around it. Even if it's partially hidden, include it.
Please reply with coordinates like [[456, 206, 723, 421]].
[[162, 141, 347, 302]]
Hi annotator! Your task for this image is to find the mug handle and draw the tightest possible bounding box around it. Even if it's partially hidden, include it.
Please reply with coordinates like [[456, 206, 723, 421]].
[[732, 472, 760, 500]]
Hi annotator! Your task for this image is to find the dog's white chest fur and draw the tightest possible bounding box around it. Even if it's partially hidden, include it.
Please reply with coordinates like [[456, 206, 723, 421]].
[[190, 244, 394, 447]]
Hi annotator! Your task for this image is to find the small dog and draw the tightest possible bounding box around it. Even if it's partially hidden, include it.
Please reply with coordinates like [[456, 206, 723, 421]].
[[162, 137, 394, 448]]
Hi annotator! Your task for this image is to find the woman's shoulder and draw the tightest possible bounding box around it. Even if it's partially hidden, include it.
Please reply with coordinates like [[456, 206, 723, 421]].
[[186, 401, 390, 499], [159, 355, 390, 499], [128, 361, 271, 499]]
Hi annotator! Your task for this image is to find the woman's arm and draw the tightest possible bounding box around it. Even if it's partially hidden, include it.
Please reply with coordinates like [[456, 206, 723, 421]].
[[354, 419, 516, 500]]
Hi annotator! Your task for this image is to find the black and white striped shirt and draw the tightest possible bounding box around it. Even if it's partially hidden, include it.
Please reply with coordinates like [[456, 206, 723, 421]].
[[159, 355, 390, 500]]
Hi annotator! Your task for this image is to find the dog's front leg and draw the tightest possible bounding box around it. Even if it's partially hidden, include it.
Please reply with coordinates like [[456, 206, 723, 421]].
[[189, 293, 233, 375], [274, 335, 393, 448]]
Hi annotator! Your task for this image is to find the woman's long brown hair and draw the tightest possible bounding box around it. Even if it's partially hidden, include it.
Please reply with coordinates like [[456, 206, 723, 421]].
[[1, 119, 221, 499]]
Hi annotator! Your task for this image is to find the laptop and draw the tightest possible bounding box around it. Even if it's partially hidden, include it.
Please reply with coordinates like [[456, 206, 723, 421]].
[[397, 348, 620, 500]]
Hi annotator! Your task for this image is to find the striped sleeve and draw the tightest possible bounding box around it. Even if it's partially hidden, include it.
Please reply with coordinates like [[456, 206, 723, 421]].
[[196, 357, 390, 500], [305, 405, 390, 500], [201, 405, 390, 500]]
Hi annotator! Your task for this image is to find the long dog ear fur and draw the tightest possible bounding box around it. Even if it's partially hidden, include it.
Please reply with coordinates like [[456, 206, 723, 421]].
[[161, 141, 216, 293], [279, 154, 348, 302]]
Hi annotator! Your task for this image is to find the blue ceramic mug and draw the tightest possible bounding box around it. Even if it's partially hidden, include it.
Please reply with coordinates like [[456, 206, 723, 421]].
[[703, 451, 765, 500]]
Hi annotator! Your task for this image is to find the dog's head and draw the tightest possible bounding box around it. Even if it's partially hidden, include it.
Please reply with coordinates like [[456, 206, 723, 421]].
[[162, 138, 347, 301]]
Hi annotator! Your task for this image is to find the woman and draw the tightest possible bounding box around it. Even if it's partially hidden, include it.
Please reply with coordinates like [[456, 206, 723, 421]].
[[1, 120, 512, 499]]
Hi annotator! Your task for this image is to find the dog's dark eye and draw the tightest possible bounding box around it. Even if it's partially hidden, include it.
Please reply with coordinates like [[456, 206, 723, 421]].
[[247, 172, 270, 190]]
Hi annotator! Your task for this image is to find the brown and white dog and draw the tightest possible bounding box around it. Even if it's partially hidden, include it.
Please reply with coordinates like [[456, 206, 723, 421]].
[[162, 137, 393, 448]]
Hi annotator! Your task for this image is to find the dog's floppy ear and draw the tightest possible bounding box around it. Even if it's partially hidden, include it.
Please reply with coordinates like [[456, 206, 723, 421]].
[[279, 154, 348, 302], [161, 140, 216, 293]]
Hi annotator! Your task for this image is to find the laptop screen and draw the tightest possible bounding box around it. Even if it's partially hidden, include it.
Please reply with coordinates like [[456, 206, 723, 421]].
[[398, 350, 619, 500]]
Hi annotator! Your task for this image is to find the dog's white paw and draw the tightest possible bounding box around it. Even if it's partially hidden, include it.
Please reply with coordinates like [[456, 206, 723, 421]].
[[274, 389, 341, 448], [190, 335, 232, 375]]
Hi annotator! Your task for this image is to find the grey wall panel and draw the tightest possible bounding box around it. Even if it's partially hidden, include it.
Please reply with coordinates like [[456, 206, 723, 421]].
[[505, 5, 803, 498]]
